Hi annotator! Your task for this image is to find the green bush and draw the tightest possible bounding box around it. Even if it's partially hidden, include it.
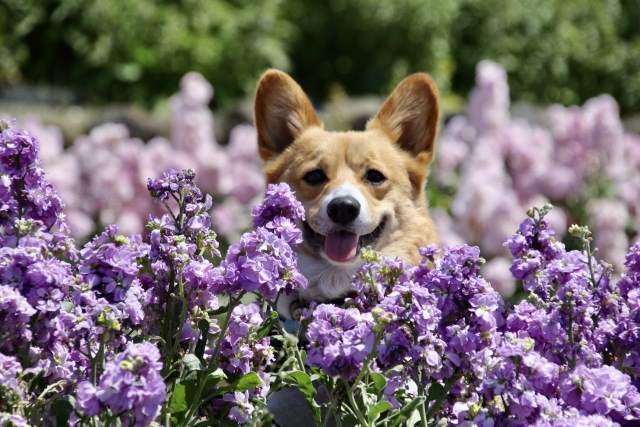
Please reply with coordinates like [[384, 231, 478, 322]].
[[450, 0, 640, 113], [2, 0, 640, 112], [0, 0, 293, 108]]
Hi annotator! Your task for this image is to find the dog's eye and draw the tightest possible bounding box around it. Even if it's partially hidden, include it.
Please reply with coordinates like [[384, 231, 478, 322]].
[[304, 170, 327, 185], [365, 169, 386, 184]]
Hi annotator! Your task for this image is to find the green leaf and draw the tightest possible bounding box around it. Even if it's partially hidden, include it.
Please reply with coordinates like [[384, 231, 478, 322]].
[[257, 311, 278, 337], [427, 382, 444, 402], [210, 372, 263, 398], [370, 372, 387, 395], [204, 368, 227, 390], [342, 414, 359, 426], [285, 371, 321, 424], [230, 371, 262, 393], [195, 319, 210, 360], [170, 383, 189, 414], [388, 396, 425, 426], [183, 370, 199, 385], [51, 396, 75, 427], [170, 380, 198, 421], [183, 354, 204, 372], [28, 369, 46, 394], [285, 371, 316, 400], [368, 401, 393, 422]]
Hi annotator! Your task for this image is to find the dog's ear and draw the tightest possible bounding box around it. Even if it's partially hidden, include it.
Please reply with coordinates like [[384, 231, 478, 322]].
[[254, 70, 322, 162], [367, 74, 440, 165]]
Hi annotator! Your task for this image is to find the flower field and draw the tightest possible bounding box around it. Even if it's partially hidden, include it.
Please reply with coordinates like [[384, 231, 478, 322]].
[[1, 60, 640, 426]]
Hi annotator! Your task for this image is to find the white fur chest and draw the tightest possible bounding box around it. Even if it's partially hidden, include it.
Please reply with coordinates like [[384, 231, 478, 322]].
[[277, 251, 362, 319]]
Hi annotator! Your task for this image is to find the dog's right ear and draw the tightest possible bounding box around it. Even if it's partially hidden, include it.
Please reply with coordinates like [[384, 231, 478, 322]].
[[254, 70, 322, 162]]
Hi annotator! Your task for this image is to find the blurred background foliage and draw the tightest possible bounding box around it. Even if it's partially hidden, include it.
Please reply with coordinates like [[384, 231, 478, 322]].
[[1, 0, 639, 112]]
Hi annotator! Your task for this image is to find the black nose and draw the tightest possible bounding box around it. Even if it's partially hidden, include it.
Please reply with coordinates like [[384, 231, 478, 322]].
[[327, 196, 361, 224]]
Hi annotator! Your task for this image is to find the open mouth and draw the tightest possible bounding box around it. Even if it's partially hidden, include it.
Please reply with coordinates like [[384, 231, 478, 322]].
[[302, 218, 386, 263]]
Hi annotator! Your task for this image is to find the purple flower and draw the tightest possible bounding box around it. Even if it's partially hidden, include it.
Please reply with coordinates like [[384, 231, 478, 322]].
[[560, 364, 639, 422], [214, 227, 307, 298], [223, 391, 254, 424], [0, 413, 30, 427], [252, 183, 305, 229], [80, 342, 166, 427], [216, 303, 274, 375], [0, 352, 23, 399], [147, 168, 202, 204], [76, 381, 101, 417], [625, 243, 640, 274], [305, 304, 376, 380], [0, 285, 36, 353], [0, 123, 68, 232]]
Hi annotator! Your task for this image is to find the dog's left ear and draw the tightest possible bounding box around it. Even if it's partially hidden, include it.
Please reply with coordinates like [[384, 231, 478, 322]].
[[367, 74, 440, 165], [254, 69, 322, 163]]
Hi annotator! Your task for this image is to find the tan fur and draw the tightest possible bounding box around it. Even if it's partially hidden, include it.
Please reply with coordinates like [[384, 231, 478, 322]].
[[254, 70, 440, 316]]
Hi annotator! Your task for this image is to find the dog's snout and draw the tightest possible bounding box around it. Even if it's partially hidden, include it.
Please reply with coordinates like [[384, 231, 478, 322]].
[[327, 196, 361, 224]]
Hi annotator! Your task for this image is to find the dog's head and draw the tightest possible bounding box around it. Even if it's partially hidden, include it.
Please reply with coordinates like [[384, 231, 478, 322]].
[[254, 70, 439, 265]]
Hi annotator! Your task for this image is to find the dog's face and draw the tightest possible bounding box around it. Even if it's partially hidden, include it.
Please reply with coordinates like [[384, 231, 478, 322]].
[[254, 70, 439, 291]]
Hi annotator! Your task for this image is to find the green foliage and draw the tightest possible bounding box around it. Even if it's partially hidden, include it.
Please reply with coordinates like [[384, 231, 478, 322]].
[[0, 0, 293, 107], [281, 0, 459, 99], [450, 0, 640, 113], [2, 0, 640, 112]]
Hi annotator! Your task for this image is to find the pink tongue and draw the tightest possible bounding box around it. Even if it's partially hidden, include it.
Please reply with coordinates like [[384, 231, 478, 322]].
[[324, 231, 359, 262]]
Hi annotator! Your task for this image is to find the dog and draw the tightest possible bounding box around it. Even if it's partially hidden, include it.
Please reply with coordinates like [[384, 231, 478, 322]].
[[254, 70, 440, 320]]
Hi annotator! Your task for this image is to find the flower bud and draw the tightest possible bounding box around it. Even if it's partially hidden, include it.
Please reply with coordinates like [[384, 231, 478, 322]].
[[360, 246, 381, 263]]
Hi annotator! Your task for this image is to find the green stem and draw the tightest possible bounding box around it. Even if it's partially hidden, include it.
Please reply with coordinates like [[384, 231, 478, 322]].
[[162, 266, 178, 375], [323, 401, 338, 427], [345, 382, 369, 427], [416, 377, 428, 427], [168, 274, 191, 367], [180, 292, 245, 426], [567, 311, 576, 369], [618, 351, 627, 370], [418, 399, 429, 427], [351, 334, 380, 387]]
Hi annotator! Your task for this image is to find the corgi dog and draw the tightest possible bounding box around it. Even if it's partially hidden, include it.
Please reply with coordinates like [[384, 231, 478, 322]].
[[254, 70, 440, 319]]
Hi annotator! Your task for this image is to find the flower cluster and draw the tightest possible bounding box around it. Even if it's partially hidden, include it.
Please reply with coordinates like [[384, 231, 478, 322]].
[[0, 119, 68, 234], [302, 204, 640, 426], [0, 121, 168, 426], [453, 208, 640, 426], [0, 353, 23, 406], [75, 343, 166, 427], [0, 119, 315, 426], [435, 60, 640, 296], [15, 72, 265, 244], [306, 304, 376, 380], [212, 183, 308, 299]]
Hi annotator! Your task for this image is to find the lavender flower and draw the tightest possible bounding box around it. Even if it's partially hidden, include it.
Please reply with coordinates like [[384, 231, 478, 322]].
[[252, 183, 305, 228], [0, 285, 36, 354], [213, 226, 307, 298], [305, 304, 376, 380], [0, 122, 68, 233], [0, 352, 23, 401], [215, 302, 274, 375], [76, 342, 166, 427], [147, 168, 202, 204], [0, 413, 31, 427]]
